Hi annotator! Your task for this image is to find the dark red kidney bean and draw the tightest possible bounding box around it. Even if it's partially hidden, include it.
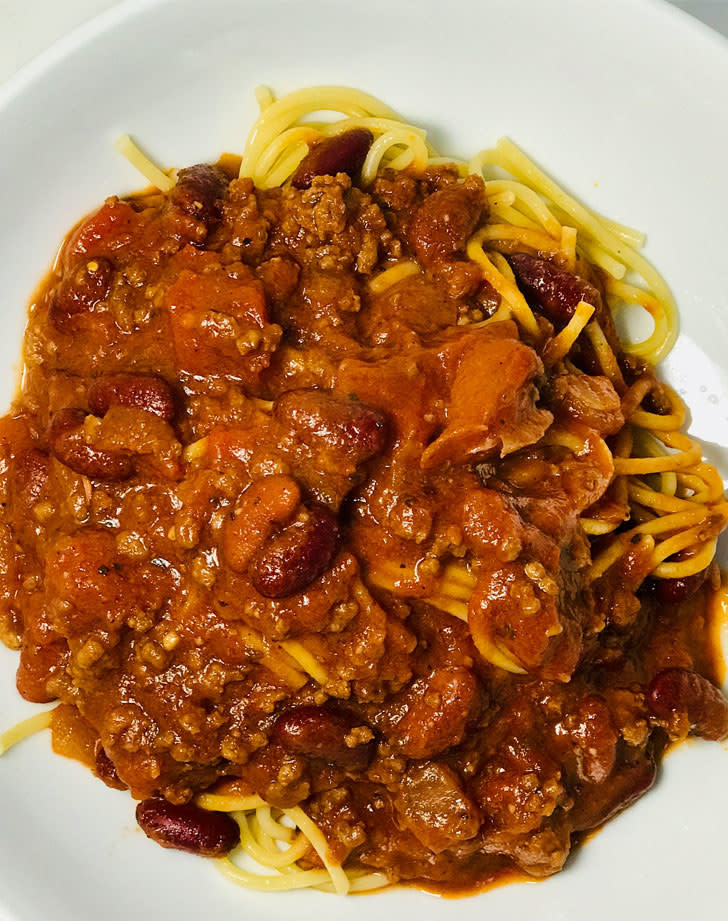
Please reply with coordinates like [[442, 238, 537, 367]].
[[648, 667, 728, 740], [88, 373, 176, 421], [291, 129, 373, 190], [251, 502, 341, 598], [408, 182, 484, 267], [94, 741, 127, 790], [569, 752, 656, 833], [47, 408, 134, 481], [170, 163, 230, 225], [49, 257, 113, 332], [653, 569, 709, 604], [272, 705, 376, 770], [508, 252, 602, 329], [136, 798, 240, 857], [274, 389, 387, 465]]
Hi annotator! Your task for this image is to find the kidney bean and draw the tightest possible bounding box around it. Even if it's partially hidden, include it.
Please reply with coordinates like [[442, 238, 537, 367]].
[[49, 257, 113, 332], [291, 129, 373, 190], [136, 798, 240, 857], [569, 752, 656, 833], [251, 502, 341, 598], [170, 163, 230, 225], [408, 180, 484, 268], [94, 741, 127, 790], [647, 667, 728, 740], [272, 705, 376, 770], [47, 408, 133, 481], [222, 475, 302, 574], [508, 252, 601, 329], [274, 389, 387, 465], [653, 569, 709, 605], [88, 373, 176, 421]]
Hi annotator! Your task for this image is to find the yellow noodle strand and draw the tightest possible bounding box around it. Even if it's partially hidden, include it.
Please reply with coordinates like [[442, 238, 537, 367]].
[[283, 807, 350, 895], [368, 260, 421, 294], [467, 229, 539, 335], [543, 301, 594, 365], [0, 710, 52, 755]]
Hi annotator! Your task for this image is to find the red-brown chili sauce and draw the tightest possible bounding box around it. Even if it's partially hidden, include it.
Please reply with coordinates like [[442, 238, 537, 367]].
[[0, 140, 726, 891]]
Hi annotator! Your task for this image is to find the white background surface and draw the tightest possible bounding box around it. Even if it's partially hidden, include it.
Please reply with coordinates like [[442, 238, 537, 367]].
[[0, 0, 725, 85], [0, 0, 727, 84], [0, 1, 727, 921]]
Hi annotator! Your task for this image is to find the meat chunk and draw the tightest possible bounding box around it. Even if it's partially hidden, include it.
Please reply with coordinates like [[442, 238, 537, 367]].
[[9, 448, 52, 543], [164, 262, 280, 387], [273, 389, 387, 505], [16, 600, 68, 703], [545, 372, 624, 436], [552, 695, 619, 784], [222, 178, 270, 261], [276, 266, 361, 349], [421, 326, 552, 469], [255, 256, 300, 307], [68, 199, 141, 260], [490, 424, 615, 544], [468, 554, 584, 681], [336, 350, 437, 447], [360, 274, 457, 346], [380, 666, 479, 758], [394, 762, 481, 853], [371, 168, 418, 213], [461, 488, 525, 563], [408, 177, 485, 267], [474, 736, 567, 835], [44, 529, 165, 639], [92, 405, 182, 481]]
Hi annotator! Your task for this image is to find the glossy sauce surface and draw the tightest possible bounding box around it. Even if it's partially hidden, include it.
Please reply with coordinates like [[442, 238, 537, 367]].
[[0, 156, 725, 890]]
